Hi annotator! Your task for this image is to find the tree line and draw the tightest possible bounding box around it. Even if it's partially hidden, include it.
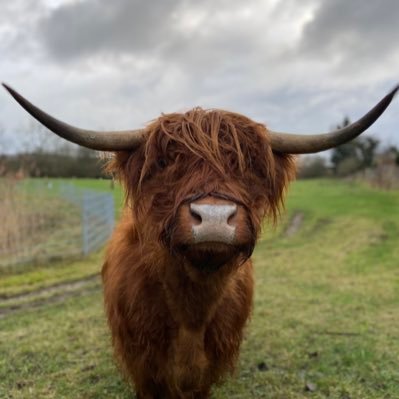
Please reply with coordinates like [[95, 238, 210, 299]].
[[0, 121, 109, 179], [298, 117, 399, 179], [0, 148, 107, 178], [1, 118, 398, 180]]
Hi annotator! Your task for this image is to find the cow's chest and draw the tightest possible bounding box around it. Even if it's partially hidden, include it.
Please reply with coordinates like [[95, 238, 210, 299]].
[[168, 326, 209, 393]]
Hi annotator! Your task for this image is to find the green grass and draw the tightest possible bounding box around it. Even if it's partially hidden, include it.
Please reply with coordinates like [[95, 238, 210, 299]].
[[1, 179, 398, 398], [0, 251, 103, 298]]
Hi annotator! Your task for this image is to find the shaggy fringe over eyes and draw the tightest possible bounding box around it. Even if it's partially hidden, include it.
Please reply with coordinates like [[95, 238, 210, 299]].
[[108, 108, 296, 223]]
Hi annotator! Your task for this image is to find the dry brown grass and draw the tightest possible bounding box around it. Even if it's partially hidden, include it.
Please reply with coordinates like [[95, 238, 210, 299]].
[[0, 179, 81, 268]]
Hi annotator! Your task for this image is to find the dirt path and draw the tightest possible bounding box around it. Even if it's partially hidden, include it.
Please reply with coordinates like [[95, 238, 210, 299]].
[[0, 274, 101, 318], [284, 212, 304, 237]]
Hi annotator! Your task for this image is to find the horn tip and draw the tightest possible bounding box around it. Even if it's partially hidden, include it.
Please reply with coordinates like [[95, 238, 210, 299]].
[[384, 83, 399, 104], [2, 82, 15, 96]]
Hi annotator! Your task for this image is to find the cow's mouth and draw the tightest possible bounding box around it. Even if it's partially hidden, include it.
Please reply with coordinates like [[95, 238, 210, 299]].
[[177, 242, 249, 272]]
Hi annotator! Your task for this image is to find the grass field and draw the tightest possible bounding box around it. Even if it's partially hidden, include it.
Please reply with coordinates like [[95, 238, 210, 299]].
[[1, 179, 398, 398]]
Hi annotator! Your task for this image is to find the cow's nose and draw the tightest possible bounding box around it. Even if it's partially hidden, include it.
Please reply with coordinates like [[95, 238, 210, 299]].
[[189, 203, 237, 244]]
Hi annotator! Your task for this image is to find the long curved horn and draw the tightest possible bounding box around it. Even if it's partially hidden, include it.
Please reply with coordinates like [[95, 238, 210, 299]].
[[2, 83, 146, 151], [269, 85, 399, 154]]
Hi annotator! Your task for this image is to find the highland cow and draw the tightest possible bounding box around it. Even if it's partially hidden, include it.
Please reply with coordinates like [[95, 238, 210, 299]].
[[3, 82, 398, 399]]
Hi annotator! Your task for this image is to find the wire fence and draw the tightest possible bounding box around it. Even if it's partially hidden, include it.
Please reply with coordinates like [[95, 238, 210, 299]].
[[0, 180, 114, 269]]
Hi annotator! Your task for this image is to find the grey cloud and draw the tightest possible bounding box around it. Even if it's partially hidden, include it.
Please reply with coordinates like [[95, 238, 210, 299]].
[[38, 0, 265, 70], [39, 0, 183, 60], [0, 0, 46, 60], [300, 0, 399, 62]]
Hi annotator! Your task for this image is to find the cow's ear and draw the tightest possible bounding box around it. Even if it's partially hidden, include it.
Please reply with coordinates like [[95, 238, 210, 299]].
[[266, 152, 297, 221], [105, 149, 145, 188], [273, 152, 297, 189], [104, 151, 130, 178]]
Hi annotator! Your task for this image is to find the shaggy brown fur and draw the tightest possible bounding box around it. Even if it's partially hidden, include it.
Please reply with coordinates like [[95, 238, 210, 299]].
[[103, 108, 296, 398]]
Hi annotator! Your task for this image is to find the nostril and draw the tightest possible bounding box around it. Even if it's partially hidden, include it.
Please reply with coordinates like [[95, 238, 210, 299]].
[[190, 208, 202, 225], [227, 208, 237, 225]]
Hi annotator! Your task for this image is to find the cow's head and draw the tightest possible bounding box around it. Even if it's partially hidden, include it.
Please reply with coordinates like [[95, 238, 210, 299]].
[[3, 83, 398, 274], [108, 109, 296, 273]]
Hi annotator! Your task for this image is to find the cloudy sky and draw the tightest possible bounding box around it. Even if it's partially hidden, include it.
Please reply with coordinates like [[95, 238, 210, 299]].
[[1, 0, 398, 153]]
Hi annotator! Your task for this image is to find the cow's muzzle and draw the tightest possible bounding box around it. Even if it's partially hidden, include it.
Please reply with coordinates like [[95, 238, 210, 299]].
[[170, 195, 254, 272], [190, 203, 237, 245]]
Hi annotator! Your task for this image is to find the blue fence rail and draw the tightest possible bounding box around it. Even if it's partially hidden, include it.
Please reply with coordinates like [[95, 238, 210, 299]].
[[0, 181, 115, 269], [82, 191, 114, 255]]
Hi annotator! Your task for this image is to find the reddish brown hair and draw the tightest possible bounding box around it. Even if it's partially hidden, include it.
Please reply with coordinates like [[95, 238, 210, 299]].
[[103, 108, 296, 397], [109, 108, 295, 238]]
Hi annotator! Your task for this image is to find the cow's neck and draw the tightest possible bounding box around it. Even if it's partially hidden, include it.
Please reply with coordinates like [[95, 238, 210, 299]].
[[162, 258, 235, 330]]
